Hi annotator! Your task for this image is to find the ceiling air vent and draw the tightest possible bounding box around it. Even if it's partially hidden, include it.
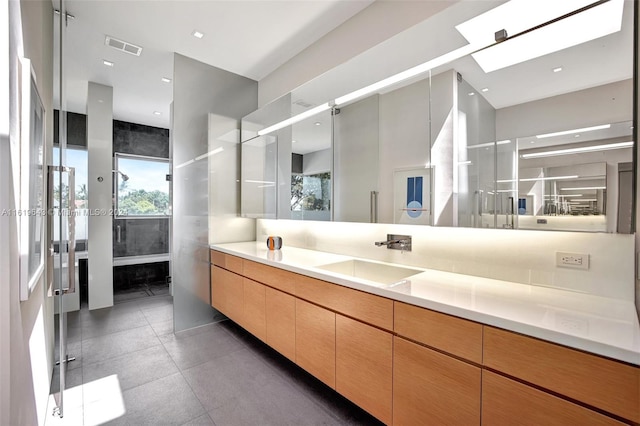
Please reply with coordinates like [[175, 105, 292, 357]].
[[293, 99, 314, 108], [105, 36, 143, 57]]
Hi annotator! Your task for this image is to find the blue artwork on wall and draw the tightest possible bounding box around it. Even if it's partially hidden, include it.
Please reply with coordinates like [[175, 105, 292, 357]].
[[406, 176, 423, 218]]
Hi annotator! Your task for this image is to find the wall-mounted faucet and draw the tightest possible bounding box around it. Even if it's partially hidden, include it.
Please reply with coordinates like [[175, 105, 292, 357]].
[[375, 234, 412, 252]]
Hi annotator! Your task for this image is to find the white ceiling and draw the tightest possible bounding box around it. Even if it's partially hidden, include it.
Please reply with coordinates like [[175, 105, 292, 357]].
[[55, 0, 374, 128]]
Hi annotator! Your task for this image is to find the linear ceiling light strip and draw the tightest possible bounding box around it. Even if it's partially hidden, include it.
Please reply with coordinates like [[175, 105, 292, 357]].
[[520, 141, 633, 158]]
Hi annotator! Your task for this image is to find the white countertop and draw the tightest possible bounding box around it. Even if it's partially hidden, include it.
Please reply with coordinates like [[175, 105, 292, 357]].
[[211, 241, 640, 365]]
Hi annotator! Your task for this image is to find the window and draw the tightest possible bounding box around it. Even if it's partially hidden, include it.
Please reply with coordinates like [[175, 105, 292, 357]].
[[115, 154, 170, 216], [52, 146, 88, 250], [291, 172, 331, 212]]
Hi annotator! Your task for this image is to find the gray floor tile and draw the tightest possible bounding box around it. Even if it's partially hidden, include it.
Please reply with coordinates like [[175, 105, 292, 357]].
[[142, 304, 173, 324], [106, 373, 205, 426], [216, 320, 383, 425], [136, 295, 173, 311], [185, 349, 340, 426], [180, 413, 215, 426], [150, 319, 174, 337], [182, 348, 281, 412], [83, 345, 179, 392], [82, 325, 161, 365], [81, 307, 149, 340], [160, 324, 244, 370]]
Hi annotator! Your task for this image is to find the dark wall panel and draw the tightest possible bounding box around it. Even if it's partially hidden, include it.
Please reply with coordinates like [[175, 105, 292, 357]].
[[113, 120, 169, 158]]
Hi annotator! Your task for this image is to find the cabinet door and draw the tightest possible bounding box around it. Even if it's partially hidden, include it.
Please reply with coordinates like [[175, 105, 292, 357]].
[[336, 315, 392, 425], [265, 287, 296, 361], [243, 278, 266, 341], [295, 299, 335, 388], [393, 336, 481, 426], [484, 327, 640, 424], [482, 370, 624, 426], [210, 265, 243, 324]]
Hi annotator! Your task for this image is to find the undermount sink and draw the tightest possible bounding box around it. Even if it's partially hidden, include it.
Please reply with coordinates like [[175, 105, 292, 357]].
[[315, 259, 423, 286]]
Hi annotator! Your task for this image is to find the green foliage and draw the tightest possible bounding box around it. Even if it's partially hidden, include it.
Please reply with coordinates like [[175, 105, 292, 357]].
[[118, 189, 169, 216], [291, 172, 330, 211]]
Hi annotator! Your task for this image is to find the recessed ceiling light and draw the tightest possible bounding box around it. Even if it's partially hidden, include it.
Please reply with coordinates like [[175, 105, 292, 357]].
[[192, 30, 204, 39], [314, 122, 321, 126], [161, 77, 172, 83], [292, 140, 297, 144], [103, 60, 114, 67], [468, 92, 475, 96], [553, 66, 563, 73], [153, 111, 161, 116], [481, 88, 489, 92]]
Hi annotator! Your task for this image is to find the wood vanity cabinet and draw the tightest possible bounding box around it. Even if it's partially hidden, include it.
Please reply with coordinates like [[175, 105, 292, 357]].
[[484, 326, 640, 424], [265, 286, 296, 361], [242, 278, 266, 342], [210, 250, 639, 426], [210, 265, 244, 324], [336, 314, 393, 425], [295, 298, 336, 388], [393, 336, 481, 425], [481, 370, 625, 426]]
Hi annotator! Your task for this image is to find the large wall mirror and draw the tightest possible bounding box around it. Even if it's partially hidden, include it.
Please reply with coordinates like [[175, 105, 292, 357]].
[[241, 0, 634, 233]]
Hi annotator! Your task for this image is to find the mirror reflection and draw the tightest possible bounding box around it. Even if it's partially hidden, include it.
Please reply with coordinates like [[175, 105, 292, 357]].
[[289, 110, 332, 221], [240, 0, 634, 233]]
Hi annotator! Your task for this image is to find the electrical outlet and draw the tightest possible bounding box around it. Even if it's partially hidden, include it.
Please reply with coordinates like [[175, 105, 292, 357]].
[[556, 252, 589, 270]]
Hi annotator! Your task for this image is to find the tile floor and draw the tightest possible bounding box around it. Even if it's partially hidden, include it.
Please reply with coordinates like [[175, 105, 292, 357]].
[[46, 295, 382, 426]]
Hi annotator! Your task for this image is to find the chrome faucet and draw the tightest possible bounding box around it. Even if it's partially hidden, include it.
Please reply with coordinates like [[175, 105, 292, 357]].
[[375, 234, 412, 252]]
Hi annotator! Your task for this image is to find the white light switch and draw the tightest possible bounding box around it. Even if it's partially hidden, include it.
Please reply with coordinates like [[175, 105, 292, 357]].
[[556, 252, 589, 270]]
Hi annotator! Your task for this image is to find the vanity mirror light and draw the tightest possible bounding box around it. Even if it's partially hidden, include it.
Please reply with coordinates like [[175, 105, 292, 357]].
[[240, 0, 635, 233]]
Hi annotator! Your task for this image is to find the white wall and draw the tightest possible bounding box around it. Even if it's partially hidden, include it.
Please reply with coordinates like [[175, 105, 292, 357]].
[[4, 0, 55, 424], [87, 82, 114, 310], [258, 218, 634, 301]]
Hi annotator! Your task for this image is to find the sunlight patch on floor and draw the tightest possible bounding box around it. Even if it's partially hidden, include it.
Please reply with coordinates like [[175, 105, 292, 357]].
[[46, 375, 125, 426]]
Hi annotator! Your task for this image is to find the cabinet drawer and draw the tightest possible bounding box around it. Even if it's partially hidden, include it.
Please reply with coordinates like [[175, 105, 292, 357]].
[[394, 302, 482, 363], [243, 260, 296, 294], [296, 275, 393, 331], [484, 327, 640, 423], [393, 336, 481, 426], [482, 370, 624, 426], [210, 250, 243, 274]]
